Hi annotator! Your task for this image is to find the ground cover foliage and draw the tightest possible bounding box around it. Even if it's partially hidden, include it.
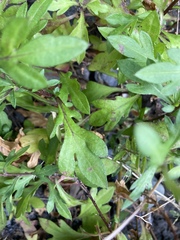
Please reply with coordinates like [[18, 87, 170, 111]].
[[0, 0, 180, 239]]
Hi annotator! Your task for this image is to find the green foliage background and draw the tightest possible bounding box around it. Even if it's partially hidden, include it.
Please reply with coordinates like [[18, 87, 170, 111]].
[[0, 0, 179, 239]]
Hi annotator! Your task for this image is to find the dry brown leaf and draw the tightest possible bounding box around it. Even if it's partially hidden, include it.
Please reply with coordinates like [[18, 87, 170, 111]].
[[115, 180, 132, 201], [27, 150, 41, 168], [17, 109, 47, 127], [0, 137, 21, 156], [17, 219, 38, 239], [142, 0, 156, 10]]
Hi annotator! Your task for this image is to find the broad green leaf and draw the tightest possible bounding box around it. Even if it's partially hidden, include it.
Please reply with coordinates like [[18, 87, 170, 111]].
[[70, 11, 89, 63], [15, 35, 88, 67], [29, 196, 45, 209], [87, 0, 110, 15], [102, 158, 119, 175], [134, 123, 169, 166], [139, 31, 155, 60], [90, 95, 139, 131], [168, 48, 180, 64], [16, 2, 28, 17], [39, 219, 90, 240], [141, 11, 160, 42], [56, 182, 83, 207], [27, 0, 52, 29], [106, 13, 135, 26], [126, 82, 171, 103], [58, 105, 108, 188], [117, 59, 144, 83], [168, 166, 180, 180], [1, 61, 48, 90], [163, 31, 180, 48], [98, 26, 115, 39], [83, 81, 124, 102], [48, 0, 78, 14], [79, 187, 115, 218], [60, 73, 90, 114], [0, 18, 29, 56], [135, 62, 180, 83], [108, 35, 147, 62], [89, 50, 121, 74]]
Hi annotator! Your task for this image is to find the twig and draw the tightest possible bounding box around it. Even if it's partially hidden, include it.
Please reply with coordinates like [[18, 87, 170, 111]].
[[103, 177, 163, 240], [79, 181, 112, 233], [164, 0, 179, 15], [0, 172, 35, 177]]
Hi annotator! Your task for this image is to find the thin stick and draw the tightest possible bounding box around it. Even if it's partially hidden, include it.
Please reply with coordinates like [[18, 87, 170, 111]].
[[79, 182, 112, 233], [103, 177, 164, 240], [164, 0, 179, 15]]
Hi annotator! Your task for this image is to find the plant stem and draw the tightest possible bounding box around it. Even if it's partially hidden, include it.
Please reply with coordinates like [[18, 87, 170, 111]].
[[164, 0, 179, 15], [79, 182, 112, 233]]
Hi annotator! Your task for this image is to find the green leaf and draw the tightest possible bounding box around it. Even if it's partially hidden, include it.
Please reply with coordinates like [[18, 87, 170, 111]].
[[70, 11, 89, 63], [122, 166, 157, 210], [14, 175, 35, 199], [58, 105, 108, 188], [0, 197, 6, 232], [102, 158, 119, 175], [106, 13, 135, 26], [108, 35, 147, 62], [83, 81, 124, 102], [141, 11, 160, 42], [56, 182, 83, 208], [60, 73, 90, 114], [27, 0, 52, 30], [48, 0, 78, 13], [117, 59, 144, 83], [126, 82, 171, 103], [47, 183, 72, 219], [168, 48, 180, 64], [15, 35, 88, 67], [39, 219, 90, 240], [90, 95, 139, 131], [135, 62, 180, 83], [163, 31, 180, 48], [54, 191, 72, 220], [16, 182, 42, 217], [1, 61, 48, 90], [87, 0, 110, 15], [4, 146, 29, 171], [29, 196, 45, 209], [139, 31, 155, 61], [168, 166, 180, 180], [16, 2, 28, 17], [79, 187, 115, 218], [89, 50, 121, 74], [134, 123, 169, 166], [0, 18, 29, 56]]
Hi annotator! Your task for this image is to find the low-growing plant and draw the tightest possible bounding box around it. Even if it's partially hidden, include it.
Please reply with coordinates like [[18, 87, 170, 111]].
[[0, 0, 179, 239]]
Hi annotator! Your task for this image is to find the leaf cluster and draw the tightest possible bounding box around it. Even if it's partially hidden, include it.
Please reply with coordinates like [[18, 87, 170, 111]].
[[0, 0, 180, 239]]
